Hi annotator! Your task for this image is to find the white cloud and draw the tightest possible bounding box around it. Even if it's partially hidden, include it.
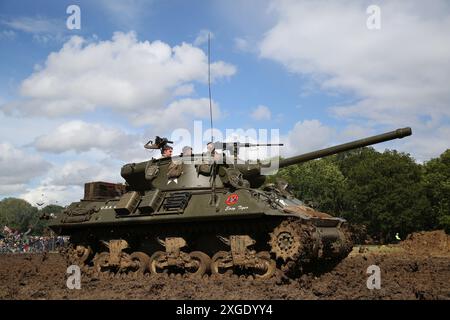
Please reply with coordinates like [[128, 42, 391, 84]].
[[259, 0, 450, 159], [3, 32, 236, 124], [215, 0, 276, 36], [20, 185, 84, 207], [44, 160, 121, 187], [32, 34, 55, 44], [1, 16, 61, 34], [1, 16, 67, 44], [18, 158, 128, 206], [0, 184, 26, 195], [210, 61, 236, 82], [173, 84, 194, 96], [194, 29, 214, 46], [32, 120, 138, 154], [99, 0, 152, 27], [0, 143, 51, 193], [234, 37, 252, 53], [136, 97, 222, 132], [0, 112, 65, 147], [0, 30, 16, 40], [282, 120, 334, 157], [338, 124, 375, 141], [19, 158, 127, 206], [402, 126, 450, 162], [251, 105, 271, 121]]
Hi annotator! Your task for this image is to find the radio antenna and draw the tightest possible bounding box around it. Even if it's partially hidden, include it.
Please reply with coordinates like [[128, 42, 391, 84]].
[[208, 32, 214, 142]]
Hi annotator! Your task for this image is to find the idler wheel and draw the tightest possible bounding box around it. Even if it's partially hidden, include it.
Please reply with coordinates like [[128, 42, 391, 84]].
[[210, 251, 233, 276], [254, 251, 276, 280], [149, 251, 167, 275], [186, 251, 210, 278], [130, 252, 150, 275]]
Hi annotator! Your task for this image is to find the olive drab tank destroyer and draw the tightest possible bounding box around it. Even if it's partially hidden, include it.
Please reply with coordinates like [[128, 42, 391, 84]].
[[47, 127, 412, 279]]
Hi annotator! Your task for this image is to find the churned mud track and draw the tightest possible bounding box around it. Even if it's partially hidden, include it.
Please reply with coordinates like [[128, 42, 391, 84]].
[[1, 250, 449, 300]]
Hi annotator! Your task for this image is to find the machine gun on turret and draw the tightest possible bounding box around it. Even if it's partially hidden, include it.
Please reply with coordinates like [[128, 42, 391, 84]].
[[144, 136, 173, 151], [211, 141, 283, 161]]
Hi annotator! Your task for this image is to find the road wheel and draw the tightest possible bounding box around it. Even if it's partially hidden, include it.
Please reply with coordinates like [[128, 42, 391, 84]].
[[254, 251, 276, 280], [93, 252, 110, 273], [149, 251, 167, 275], [130, 252, 150, 275], [186, 251, 210, 277], [210, 251, 233, 276]]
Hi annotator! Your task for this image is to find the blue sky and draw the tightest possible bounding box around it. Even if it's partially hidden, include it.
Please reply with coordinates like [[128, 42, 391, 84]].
[[1, 0, 449, 205]]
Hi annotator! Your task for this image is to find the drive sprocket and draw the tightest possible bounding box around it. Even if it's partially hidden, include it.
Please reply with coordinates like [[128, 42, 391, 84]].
[[269, 219, 303, 262], [269, 219, 317, 275]]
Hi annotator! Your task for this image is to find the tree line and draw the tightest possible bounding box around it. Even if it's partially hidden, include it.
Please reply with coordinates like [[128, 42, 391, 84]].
[[0, 199, 63, 235], [273, 148, 450, 242]]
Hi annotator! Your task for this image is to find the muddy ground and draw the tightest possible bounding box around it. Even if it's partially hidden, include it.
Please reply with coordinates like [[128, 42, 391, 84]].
[[1, 231, 449, 300]]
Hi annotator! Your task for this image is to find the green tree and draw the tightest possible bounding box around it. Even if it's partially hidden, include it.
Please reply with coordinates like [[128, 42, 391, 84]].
[[40, 204, 64, 216], [270, 147, 448, 242], [276, 158, 347, 215], [336, 148, 430, 242], [0, 198, 39, 233], [423, 149, 450, 233], [0, 198, 63, 234]]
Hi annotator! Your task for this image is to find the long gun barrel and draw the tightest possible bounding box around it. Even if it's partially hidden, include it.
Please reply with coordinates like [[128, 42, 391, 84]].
[[279, 127, 412, 168]]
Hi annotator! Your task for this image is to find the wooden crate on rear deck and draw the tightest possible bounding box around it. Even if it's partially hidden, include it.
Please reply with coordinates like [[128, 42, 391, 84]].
[[84, 181, 126, 200]]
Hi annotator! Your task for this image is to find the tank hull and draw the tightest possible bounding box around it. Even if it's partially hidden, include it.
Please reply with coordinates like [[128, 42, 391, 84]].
[[49, 188, 352, 278]]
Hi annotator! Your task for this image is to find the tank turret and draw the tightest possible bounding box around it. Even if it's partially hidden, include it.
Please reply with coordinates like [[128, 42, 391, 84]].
[[120, 128, 411, 191]]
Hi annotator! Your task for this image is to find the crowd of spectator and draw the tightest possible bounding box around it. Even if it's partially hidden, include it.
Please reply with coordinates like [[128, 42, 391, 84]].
[[0, 231, 68, 253]]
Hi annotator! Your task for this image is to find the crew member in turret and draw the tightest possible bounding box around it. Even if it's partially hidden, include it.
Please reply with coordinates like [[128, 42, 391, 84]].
[[206, 142, 221, 162], [161, 145, 173, 158], [182, 146, 193, 157], [206, 142, 214, 154]]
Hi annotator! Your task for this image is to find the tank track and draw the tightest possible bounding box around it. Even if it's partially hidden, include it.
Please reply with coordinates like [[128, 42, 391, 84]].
[[63, 216, 352, 280]]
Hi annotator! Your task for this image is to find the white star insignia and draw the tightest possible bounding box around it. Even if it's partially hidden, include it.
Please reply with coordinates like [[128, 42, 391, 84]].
[[167, 178, 178, 185]]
